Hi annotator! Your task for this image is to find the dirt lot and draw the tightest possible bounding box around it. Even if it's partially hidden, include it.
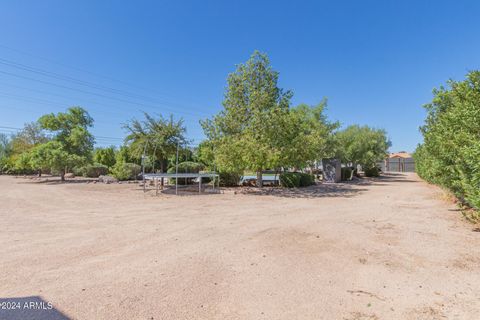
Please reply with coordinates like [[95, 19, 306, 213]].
[[0, 173, 479, 320]]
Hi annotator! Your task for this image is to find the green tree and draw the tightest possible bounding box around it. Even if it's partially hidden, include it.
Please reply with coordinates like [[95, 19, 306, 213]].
[[30, 141, 83, 179], [278, 100, 338, 170], [35, 107, 94, 180], [415, 71, 480, 210], [0, 133, 12, 173], [336, 125, 390, 171], [123, 113, 186, 173], [94, 146, 116, 168], [201, 51, 292, 187], [2, 122, 49, 175]]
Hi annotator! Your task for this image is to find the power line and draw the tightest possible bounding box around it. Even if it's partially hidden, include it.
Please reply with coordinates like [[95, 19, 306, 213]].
[[0, 57, 207, 113], [0, 69, 207, 118], [0, 43, 203, 105], [0, 125, 123, 142]]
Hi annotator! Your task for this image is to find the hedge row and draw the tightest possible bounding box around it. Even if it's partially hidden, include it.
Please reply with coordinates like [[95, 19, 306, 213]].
[[279, 172, 315, 188], [414, 71, 480, 211]]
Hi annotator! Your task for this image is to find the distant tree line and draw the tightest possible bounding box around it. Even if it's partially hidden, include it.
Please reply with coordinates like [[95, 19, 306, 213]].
[[414, 71, 480, 214], [0, 51, 390, 186]]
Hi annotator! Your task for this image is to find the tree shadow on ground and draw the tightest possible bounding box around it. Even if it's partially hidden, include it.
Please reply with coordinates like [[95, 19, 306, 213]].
[[15, 176, 98, 185], [235, 181, 370, 199], [370, 173, 419, 184], [142, 185, 222, 197], [0, 296, 71, 320]]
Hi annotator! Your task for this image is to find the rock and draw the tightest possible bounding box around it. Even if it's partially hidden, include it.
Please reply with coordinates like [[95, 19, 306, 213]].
[[98, 175, 118, 184], [65, 172, 75, 179]]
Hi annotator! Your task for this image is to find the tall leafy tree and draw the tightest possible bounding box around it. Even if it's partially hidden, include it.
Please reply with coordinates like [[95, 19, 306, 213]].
[[278, 100, 338, 170], [123, 112, 186, 172], [0, 133, 12, 172], [4, 122, 49, 175], [201, 51, 292, 187], [31, 107, 94, 180], [335, 125, 390, 170], [94, 146, 116, 168], [415, 71, 480, 210]]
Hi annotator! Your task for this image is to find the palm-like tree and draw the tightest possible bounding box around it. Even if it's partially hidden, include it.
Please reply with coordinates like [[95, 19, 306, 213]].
[[124, 112, 186, 172]]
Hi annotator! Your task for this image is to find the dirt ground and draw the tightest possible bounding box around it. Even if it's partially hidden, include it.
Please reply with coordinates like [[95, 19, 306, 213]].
[[0, 173, 479, 320]]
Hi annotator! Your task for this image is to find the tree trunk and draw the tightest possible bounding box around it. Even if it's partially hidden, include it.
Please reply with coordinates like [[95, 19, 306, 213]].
[[60, 171, 65, 182], [160, 159, 165, 187], [256, 169, 263, 188], [38, 169, 42, 177]]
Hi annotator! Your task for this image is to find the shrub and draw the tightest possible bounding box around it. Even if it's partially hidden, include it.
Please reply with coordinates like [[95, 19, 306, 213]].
[[74, 163, 109, 178], [111, 162, 141, 181], [167, 161, 204, 185], [299, 173, 315, 187], [364, 166, 380, 177], [280, 172, 300, 188], [341, 167, 353, 181], [280, 172, 314, 188], [218, 172, 241, 187], [415, 71, 480, 211]]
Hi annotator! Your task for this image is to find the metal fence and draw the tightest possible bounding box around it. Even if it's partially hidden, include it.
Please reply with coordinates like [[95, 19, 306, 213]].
[[379, 158, 415, 172]]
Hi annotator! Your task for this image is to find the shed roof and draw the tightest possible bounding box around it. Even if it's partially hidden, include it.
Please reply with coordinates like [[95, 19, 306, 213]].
[[389, 152, 412, 159]]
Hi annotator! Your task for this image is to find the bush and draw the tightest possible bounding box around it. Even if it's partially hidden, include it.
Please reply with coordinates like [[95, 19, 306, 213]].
[[74, 163, 109, 178], [280, 172, 301, 188], [167, 161, 204, 185], [299, 173, 315, 187], [218, 172, 241, 187], [364, 166, 380, 177], [112, 162, 141, 181], [341, 167, 353, 181], [280, 172, 315, 188], [414, 71, 480, 211]]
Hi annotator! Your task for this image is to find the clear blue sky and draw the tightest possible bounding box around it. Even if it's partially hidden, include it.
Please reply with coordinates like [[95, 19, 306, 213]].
[[1, 1, 479, 151]]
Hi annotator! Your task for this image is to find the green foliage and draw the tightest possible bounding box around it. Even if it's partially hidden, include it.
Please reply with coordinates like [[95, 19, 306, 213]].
[[201, 51, 335, 186], [364, 166, 380, 177], [277, 101, 338, 169], [201, 51, 292, 182], [0, 133, 12, 173], [10, 122, 48, 154], [124, 112, 186, 172], [33, 107, 94, 180], [1, 123, 49, 174], [280, 172, 301, 188], [218, 172, 241, 187], [299, 173, 316, 187], [111, 162, 141, 181], [167, 161, 204, 185], [335, 125, 390, 171], [415, 71, 480, 210], [94, 147, 116, 168], [38, 107, 94, 156], [280, 172, 315, 188], [30, 141, 85, 178], [341, 167, 353, 181], [196, 140, 215, 169], [75, 163, 109, 178]]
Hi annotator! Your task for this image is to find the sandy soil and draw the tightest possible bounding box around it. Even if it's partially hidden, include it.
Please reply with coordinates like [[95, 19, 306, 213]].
[[0, 173, 479, 320]]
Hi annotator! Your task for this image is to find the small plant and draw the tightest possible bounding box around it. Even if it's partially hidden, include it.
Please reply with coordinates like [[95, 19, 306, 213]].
[[341, 167, 353, 181], [167, 161, 204, 185], [364, 166, 380, 177], [74, 163, 109, 178], [280, 172, 315, 188], [112, 162, 141, 181]]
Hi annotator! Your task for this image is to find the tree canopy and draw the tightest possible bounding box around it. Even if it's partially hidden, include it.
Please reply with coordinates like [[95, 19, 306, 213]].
[[335, 125, 390, 170], [201, 51, 336, 186], [414, 71, 480, 211], [123, 112, 186, 172], [31, 107, 94, 180]]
